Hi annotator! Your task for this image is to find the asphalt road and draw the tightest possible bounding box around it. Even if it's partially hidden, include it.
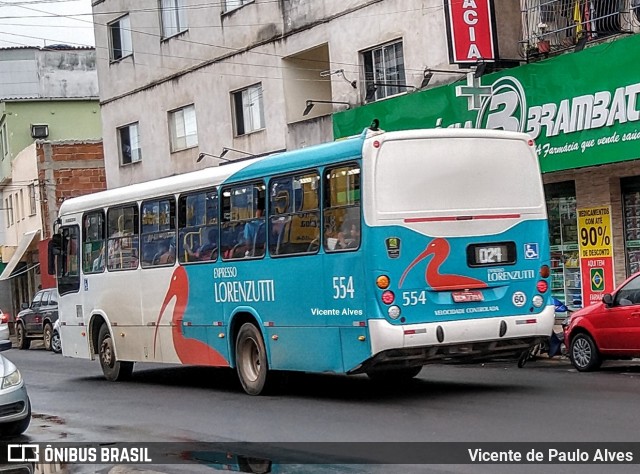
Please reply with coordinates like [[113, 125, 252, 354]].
[[3, 346, 640, 474]]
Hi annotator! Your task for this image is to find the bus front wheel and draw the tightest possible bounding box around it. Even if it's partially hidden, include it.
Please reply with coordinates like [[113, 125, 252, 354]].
[[235, 323, 270, 395], [98, 324, 134, 381]]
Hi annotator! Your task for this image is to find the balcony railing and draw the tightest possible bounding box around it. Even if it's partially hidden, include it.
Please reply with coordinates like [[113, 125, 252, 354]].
[[521, 0, 640, 59]]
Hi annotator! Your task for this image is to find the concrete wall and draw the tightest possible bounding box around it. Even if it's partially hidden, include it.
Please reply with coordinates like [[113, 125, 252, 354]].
[[0, 47, 98, 100], [2, 145, 42, 247], [0, 100, 102, 180]]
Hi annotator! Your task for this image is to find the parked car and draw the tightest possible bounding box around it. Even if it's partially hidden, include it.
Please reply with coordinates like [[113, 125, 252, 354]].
[[15, 289, 59, 351], [51, 319, 61, 354], [0, 339, 31, 436], [565, 272, 640, 371], [0, 310, 9, 342]]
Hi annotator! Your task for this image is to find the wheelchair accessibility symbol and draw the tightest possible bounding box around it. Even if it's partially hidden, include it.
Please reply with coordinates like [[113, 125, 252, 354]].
[[524, 243, 539, 260]]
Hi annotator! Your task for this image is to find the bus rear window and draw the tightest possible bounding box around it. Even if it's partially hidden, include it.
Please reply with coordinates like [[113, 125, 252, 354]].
[[374, 138, 543, 214]]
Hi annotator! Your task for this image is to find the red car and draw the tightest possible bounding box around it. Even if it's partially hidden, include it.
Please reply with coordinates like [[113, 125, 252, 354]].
[[565, 273, 640, 371]]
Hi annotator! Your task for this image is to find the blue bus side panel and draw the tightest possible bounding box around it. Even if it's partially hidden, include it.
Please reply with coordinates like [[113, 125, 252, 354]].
[[340, 327, 372, 372], [264, 327, 343, 372]]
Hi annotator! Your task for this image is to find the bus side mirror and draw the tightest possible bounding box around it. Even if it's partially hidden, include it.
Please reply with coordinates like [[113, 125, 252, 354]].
[[48, 234, 63, 275]]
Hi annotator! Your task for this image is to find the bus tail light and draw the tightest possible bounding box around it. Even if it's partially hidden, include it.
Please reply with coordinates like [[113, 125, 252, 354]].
[[381, 290, 395, 305], [536, 280, 548, 293], [388, 306, 401, 319], [376, 275, 390, 289], [539, 265, 550, 278]]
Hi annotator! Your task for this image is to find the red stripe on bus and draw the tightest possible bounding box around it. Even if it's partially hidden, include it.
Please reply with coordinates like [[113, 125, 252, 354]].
[[404, 214, 521, 223]]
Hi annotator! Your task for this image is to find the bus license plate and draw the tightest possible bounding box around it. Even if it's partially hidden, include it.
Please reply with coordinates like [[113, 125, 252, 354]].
[[452, 290, 484, 303]]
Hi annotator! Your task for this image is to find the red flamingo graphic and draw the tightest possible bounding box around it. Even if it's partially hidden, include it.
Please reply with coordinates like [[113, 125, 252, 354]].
[[399, 238, 487, 291], [153, 266, 228, 366]]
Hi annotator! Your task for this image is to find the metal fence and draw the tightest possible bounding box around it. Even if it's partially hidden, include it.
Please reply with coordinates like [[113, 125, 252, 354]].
[[521, 0, 640, 57]]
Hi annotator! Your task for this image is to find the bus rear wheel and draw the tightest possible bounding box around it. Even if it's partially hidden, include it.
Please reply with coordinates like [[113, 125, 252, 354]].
[[235, 323, 270, 395], [367, 366, 423, 382], [98, 324, 134, 381]]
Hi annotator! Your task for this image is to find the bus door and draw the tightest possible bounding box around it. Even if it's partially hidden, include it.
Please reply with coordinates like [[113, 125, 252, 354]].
[[53, 224, 91, 358]]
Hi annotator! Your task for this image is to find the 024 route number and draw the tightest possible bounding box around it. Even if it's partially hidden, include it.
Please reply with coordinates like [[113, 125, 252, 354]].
[[402, 291, 427, 306], [333, 276, 355, 299]]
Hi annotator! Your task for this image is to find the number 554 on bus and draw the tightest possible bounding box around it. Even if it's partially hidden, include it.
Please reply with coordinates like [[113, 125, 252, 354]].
[[49, 127, 554, 395]]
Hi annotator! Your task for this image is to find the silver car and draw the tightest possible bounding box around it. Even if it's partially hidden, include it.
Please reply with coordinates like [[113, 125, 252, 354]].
[[0, 340, 31, 437]]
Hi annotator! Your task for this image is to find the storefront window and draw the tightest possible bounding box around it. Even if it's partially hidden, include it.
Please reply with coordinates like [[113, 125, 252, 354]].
[[621, 178, 640, 276], [546, 181, 581, 309]]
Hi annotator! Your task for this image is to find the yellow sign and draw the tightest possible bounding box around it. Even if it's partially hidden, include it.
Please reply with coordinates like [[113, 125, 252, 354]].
[[577, 206, 613, 258]]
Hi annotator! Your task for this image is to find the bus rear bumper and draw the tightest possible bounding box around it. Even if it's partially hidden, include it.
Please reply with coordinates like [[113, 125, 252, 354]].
[[351, 305, 555, 373]]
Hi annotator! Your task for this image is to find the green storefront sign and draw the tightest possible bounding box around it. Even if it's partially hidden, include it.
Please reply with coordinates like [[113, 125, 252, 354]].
[[333, 34, 640, 174]]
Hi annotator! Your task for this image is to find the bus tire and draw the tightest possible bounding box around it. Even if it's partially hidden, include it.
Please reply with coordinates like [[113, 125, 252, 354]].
[[16, 323, 30, 350], [367, 366, 422, 381], [43, 323, 53, 351], [98, 324, 134, 381], [235, 323, 270, 396]]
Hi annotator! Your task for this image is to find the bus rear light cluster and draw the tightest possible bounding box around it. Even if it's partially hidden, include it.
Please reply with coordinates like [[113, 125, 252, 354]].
[[376, 275, 390, 289], [388, 306, 401, 319], [532, 295, 544, 307], [381, 290, 395, 305], [539, 265, 550, 278], [536, 280, 548, 293]]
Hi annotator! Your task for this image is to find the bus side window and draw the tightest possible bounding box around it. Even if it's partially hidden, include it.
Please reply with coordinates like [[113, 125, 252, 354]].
[[178, 189, 218, 264], [83, 211, 105, 274], [107, 205, 140, 270], [323, 164, 361, 252], [221, 182, 265, 259], [269, 171, 320, 256], [141, 197, 176, 268]]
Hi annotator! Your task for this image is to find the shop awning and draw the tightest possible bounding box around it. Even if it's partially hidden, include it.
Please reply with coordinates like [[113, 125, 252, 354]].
[[0, 230, 40, 281]]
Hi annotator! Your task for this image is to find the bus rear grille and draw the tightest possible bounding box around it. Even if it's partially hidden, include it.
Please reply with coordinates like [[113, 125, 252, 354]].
[[350, 337, 542, 374]]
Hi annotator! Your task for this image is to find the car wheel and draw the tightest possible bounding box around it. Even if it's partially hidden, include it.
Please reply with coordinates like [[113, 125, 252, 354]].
[[367, 366, 423, 381], [235, 323, 271, 395], [0, 399, 31, 437], [570, 333, 602, 372], [51, 329, 62, 354], [16, 323, 30, 350], [43, 323, 53, 351], [98, 324, 133, 381]]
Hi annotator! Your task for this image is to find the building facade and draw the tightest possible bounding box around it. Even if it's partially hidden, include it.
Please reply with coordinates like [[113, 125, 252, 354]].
[[0, 46, 102, 321]]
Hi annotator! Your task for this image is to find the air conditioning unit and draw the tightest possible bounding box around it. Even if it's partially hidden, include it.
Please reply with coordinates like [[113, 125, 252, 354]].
[[31, 124, 49, 139]]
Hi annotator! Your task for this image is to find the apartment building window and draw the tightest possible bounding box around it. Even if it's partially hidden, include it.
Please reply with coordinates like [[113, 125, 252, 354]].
[[224, 0, 253, 13], [169, 105, 198, 152], [0, 122, 7, 160], [362, 40, 406, 102], [4, 198, 9, 227], [232, 84, 264, 136], [160, 0, 187, 38], [109, 15, 133, 61], [29, 184, 36, 216], [8, 195, 13, 226], [118, 123, 142, 165], [19, 189, 24, 221]]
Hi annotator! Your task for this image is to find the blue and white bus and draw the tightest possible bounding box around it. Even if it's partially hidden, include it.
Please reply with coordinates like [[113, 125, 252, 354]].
[[51, 128, 554, 395]]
